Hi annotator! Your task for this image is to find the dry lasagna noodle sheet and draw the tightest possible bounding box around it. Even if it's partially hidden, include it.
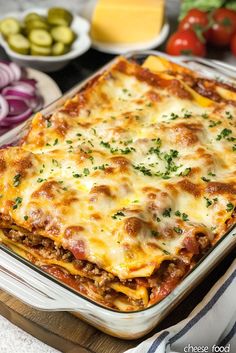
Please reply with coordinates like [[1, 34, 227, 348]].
[[0, 56, 235, 311]]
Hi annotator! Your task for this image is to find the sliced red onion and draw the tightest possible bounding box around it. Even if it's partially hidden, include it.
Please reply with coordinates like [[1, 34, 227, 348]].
[[0, 95, 9, 121], [17, 78, 37, 87], [3, 107, 32, 124], [0, 63, 15, 82], [5, 96, 29, 116], [9, 62, 22, 81], [28, 95, 44, 111], [0, 68, 11, 88], [2, 86, 35, 100], [0, 60, 44, 131]]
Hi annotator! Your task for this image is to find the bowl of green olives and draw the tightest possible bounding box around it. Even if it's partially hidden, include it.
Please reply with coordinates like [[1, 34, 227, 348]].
[[0, 7, 91, 72]]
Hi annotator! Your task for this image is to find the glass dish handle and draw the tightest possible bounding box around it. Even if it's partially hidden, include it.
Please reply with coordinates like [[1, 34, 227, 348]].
[[0, 248, 88, 312]]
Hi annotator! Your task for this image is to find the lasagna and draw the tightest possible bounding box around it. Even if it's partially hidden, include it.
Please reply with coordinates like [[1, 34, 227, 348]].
[[0, 55, 235, 311]]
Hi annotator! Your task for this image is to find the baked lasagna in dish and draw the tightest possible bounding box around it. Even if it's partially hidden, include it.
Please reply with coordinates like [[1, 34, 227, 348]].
[[0, 55, 235, 311]]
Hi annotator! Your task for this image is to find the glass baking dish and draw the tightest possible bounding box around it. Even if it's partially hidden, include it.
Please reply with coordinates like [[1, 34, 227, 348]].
[[0, 51, 235, 339]]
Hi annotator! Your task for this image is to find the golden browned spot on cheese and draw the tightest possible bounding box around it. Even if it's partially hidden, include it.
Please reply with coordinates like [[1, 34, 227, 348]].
[[32, 181, 62, 199], [64, 225, 85, 239], [124, 217, 143, 237], [178, 179, 203, 197], [0, 157, 6, 172], [90, 185, 112, 197], [206, 182, 236, 195]]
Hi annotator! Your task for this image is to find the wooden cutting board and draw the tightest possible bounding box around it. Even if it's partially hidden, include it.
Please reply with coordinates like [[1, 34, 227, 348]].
[[0, 251, 234, 353]]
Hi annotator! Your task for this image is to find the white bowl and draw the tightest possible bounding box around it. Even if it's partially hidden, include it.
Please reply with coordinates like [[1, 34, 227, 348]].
[[0, 8, 91, 72]]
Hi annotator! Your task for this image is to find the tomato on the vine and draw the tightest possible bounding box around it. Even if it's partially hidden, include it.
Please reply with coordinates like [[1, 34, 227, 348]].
[[213, 8, 236, 33], [178, 8, 209, 39], [208, 8, 236, 46], [166, 30, 206, 57]]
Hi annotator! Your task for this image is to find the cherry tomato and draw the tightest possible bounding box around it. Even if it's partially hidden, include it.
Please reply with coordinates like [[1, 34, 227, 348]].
[[230, 32, 236, 57], [166, 30, 206, 57], [208, 8, 236, 46], [213, 8, 236, 34], [179, 8, 209, 39]]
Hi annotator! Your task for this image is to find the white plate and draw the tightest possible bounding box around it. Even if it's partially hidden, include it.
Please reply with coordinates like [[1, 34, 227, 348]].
[[26, 68, 62, 106], [92, 22, 170, 55]]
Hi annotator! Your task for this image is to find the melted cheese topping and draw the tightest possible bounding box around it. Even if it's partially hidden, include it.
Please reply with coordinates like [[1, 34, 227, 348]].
[[0, 57, 235, 285]]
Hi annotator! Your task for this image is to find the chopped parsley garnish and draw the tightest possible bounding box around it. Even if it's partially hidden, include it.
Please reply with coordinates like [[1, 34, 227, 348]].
[[133, 164, 152, 176], [216, 128, 232, 141], [83, 168, 90, 176], [52, 159, 60, 167], [182, 213, 189, 221], [163, 249, 170, 255], [93, 164, 109, 171], [73, 173, 82, 178], [204, 197, 212, 208], [209, 120, 221, 128], [112, 211, 125, 220], [174, 227, 183, 234], [202, 113, 209, 119], [201, 176, 210, 182], [66, 140, 73, 144], [37, 178, 45, 183], [24, 215, 28, 221], [175, 210, 189, 221], [13, 173, 21, 187], [53, 138, 59, 146], [151, 230, 160, 237], [46, 120, 52, 128], [120, 147, 136, 154], [156, 217, 161, 222], [184, 111, 192, 118], [225, 111, 233, 120], [163, 208, 171, 217], [226, 203, 234, 212], [170, 112, 179, 120], [12, 197, 22, 210], [180, 167, 191, 176], [208, 171, 216, 177]]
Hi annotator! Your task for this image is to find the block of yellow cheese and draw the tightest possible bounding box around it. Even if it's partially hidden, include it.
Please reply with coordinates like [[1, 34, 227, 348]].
[[91, 0, 165, 44]]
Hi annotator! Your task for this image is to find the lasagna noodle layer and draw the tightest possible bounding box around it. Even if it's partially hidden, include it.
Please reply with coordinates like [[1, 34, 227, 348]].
[[0, 56, 235, 311]]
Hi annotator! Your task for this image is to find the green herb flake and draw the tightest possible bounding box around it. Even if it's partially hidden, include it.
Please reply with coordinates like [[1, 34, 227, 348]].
[[12, 197, 23, 210], [208, 120, 221, 128], [201, 176, 210, 182], [175, 210, 181, 217], [163, 249, 170, 255], [151, 230, 160, 237], [112, 211, 125, 220], [83, 168, 90, 176], [66, 140, 73, 144], [46, 120, 52, 128], [13, 173, 21, 187], [163, 208, 171, 217], [37, 178, 45, 183], [53, 138, 59, 146], [182, 213, 189, 221], [225, 111, 233, 120], [174, 227, 183, 234], [24, 215, 28, 221], [216, 128, 232, 141], [204, 197, 212, 208], [181, 167, 191, 176], [226, 203, 234, 212]]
